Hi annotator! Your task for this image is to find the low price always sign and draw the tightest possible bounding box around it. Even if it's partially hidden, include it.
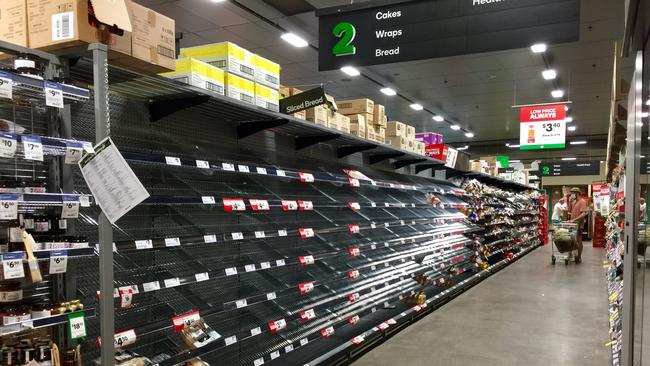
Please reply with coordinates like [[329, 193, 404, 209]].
[[519, 104, 566, 150]]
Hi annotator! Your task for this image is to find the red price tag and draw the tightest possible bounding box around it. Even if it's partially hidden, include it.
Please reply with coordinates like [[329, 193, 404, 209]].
[[298, 255, 315, 266], [281, 200, 298, 211], [348, 178, 360, 187], [348, 269, 359, 280], [348, 292, 360, 303], [298, 200, 313, 211], [300, 308, 316, 321], [352, 335, 365, 345], [172, 311, 200, 332], [299, 172, 314, 183], [321, 326, 335, 337], [378, 322, 389, 331], [223, 198, 246, 212], [268, 318, 287, 333], [348, 246, 360, 257], [348, 201, 361, 211], [299, 228, 314, 238], [249, 199, 270, 211], [349, 315, 360, 325], [298, 281, 314, 295], [119, 289, 133, 309], [348, 224, 360, 234]]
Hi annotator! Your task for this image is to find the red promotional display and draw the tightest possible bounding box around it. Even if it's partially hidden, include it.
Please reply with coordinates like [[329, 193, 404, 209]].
[[425, 144, 449, 160], [519, 104, 566, 150]]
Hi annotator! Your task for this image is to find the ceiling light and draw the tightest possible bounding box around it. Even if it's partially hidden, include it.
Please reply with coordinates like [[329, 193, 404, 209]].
[[505, 143, 511, 147], [410, 103, 424, 111], [450, 125, 461, 130], [380, 87, 397, 96], [570, 140, 587, 145], [457, 145, 469, 151], [551, 89, 564, 98], [562, 157, 576, 161], [433, 115, 444, 122], [531, 43, 547, 53], [642, 155, 646, 158], [646, 99, 650, 106], [508, 144, 521, 148], [565, 116, 573, 123], [340, 66, 360, 77], [542, 69, 557, 80], [568, 126, 576, 131], [281, 33, 309, 48], [465, 132, 474, 138], [641, 112, 649, 118]]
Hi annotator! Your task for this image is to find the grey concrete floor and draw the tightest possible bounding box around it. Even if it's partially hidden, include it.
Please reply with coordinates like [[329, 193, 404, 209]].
[[354, 244, 609, 366]]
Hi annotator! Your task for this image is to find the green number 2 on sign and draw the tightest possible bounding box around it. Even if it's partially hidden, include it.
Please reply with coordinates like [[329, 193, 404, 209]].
[[542, 166, 550, 175], [333, 22, 356, 56]]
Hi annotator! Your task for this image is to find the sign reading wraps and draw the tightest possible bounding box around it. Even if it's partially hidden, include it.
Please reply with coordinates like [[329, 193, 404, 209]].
[[519, 104, 566, 150], [317, 0, 580, 71]]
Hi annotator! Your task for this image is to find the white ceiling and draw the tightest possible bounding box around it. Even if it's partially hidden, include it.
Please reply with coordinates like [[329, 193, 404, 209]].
[[135, 0, 632, 157]]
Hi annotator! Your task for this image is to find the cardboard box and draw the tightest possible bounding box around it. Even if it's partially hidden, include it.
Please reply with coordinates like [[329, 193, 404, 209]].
[[387, 136, 408, 150], [338, 98, 374, 115], [416, 141, 425, 155], [160, 58, 225, 95], [1, 0, 28, 50], [225, 72, 255, 105], [406, 125, 416, 139], [27, 0, 132, 58], [306, 105, 328, 126], [349, 114, 367, 137], [130, 2, 176, 72], [291, 111, 306, 120], [253, 54, 280, 89], [255, 83, 279, 112], [373, 104, 386, 127], [416, 132, 444, 145], [386, 121, 406, 137], [181, 41, 255, 80], [427, 144, 449, 160], [334, 113, 350, 133]]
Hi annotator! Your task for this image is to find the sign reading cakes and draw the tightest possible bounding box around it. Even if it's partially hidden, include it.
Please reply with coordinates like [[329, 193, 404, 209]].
[[519, 104, 566, 150], [316, 0, 580, 70]]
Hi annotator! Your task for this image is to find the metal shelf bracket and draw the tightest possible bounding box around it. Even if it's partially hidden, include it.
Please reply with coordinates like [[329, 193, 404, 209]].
[[295, 133, 341, 150], [337, 144, 377, 158], [237, 118, 290, 139], [368, 152, 405, 165], [149, 95, 211, 122], [393, 159, 427, 169]]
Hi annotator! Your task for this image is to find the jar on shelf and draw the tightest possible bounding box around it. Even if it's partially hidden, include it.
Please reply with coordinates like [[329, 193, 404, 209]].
[[36, 345, 52, 366], [61, 349, 78, 366], [30, 303, 53, 319], [20, 214, 34, 232], [2, 305, 31, 333], [2, 347, 17, 366], [0, 282, 22, 304], [33, 215, 50, 234]]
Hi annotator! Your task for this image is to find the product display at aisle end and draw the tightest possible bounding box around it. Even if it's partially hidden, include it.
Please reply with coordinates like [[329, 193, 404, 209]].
[[605, 167, 624, 366]]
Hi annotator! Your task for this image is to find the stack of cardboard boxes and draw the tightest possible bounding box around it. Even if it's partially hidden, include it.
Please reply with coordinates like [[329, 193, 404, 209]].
[[2, 0, 177, 73], [386, 121, 424, 155], [337, 98, 386, 143], [161, 42, 280, 112]]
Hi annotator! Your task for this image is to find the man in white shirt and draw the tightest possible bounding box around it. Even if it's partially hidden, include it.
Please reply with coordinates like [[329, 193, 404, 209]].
[[552, 198, 567, 223]]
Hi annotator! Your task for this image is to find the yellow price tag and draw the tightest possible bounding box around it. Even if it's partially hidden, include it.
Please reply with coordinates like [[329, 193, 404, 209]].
[[609, 292, 618, 302]]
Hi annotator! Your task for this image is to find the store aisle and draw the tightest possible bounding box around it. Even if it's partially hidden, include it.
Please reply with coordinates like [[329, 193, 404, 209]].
[[354, 244, 609, 366]]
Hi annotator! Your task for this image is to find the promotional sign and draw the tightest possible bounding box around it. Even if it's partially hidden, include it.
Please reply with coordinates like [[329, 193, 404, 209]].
[[426, 144, 448, 161], [280, 87, 331, 114], [317, 0, 580, 71], [445, 147, 458, 168], [519, 104, 566, 150], [540, 160, 600, 176]]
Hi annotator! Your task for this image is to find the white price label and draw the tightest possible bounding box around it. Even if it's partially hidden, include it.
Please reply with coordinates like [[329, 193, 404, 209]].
[[22, 135, 43, 161], [64, 142, 83, 164], [49, 250, 68, 274], [79, 195, 91, 207], [256, 167, 267, 174], [254, 358, 265, 366], [255, 231, 266, 238], [251, 327, 262, 336], [300, 338, 308, 346], [276, 169, 286, 177], [275, 259, 285, 267], [370, 202, 377, 207], [164, 278, 180, 288], [285, 344, 294, 353], [225, 335, 238, 346], [231, 232, 244, 240], [44, 81, 64, 108], [0, 133, 16, 158], [61, 195, 80, 218], [385, 202, 390, 207], [2, 252, 23, 279], [0, 194, 18, 219], [135, 240, 153, 250], [235, 299, 248, 309], [245, 264, 256, 272], [165, 156, 181, 166], [222, 162, 235, 171], [0, 71, 12, 100], [202, 196, 216, 204], [260, 261, 271, 269], [196, 160, 210, 169], [385, 222, 390, 227], [238, 165, 250, 173], [266, 292, 277, 300], [195, 272, 209, 282], [278, 230, 287, 237], [270, 351, 280, 360], [204, 235, 217, 243], [164, 237, 180, 247], [68, 312, 87, 339], [225, 267, 238, 276], [142, 281, 161, 292], [114, 329, 137, 348]]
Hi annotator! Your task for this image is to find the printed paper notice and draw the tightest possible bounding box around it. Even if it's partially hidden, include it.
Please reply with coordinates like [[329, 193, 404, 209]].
[[79, 138, 150, 224]]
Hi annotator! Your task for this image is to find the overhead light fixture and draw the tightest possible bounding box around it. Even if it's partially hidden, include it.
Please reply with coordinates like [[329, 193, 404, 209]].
[[562, 157, 576, 161], [433, 115, 444, 122], [531, 43, 547, 53], [380, 87, 397, 96], [565, 116, 573, 123], [646, 99, 650, 106], [551, 89, 564, 98], [542, 69, 557, 80], [641, 112, 649, 118], [570, 140, 587, 145], [340, 66, 360, 76], [410, 103, 424, 111], [505, 143, 511, 147], [281, 33, 309, 48], [508, 144, 521, 148], [457, 145, 469, 151], [568, 126, 576, 131], [450, 125, 461, 130], [465, 132, 474, 138]]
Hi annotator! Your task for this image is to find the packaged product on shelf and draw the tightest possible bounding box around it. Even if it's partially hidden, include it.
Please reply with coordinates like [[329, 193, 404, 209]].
[[27, 0, 132, 59], [367, 125, 385, 143], [337, 98, 375, 118], [426, 144, 448, 160], [224, 73, 255, 105], [386, 121, 406, 137], [336, 114, 351, 133], [349, 114, 367, 137], [160, 58, 225, 95], [179, 317, 221, 350], [180, 41, 255, 80], [254, 83, 280, 112], [387, 136, 408, 150], [373, 104, 386, 127], [406, 125, 416, 139], [0, 0, 28, 58], [130, 2, 176, 72], [415, 141, 426, 155], [306, 105, 328, 126], [253, 54, 280, 89]]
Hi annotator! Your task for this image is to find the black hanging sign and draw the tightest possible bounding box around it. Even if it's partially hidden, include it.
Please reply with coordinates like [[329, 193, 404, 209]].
[[280, 87, 330, 115], [540, 161, 600, 176]]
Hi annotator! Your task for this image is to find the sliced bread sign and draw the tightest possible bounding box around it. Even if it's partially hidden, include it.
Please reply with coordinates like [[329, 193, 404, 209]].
[[519, 104, 566, 150]]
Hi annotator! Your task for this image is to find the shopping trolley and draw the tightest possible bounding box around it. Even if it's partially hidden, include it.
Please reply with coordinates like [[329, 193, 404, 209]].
[[551, 222, 579, 265]]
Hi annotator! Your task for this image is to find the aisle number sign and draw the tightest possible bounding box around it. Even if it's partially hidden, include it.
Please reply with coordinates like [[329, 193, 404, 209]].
[[519, 104, 566, 150]]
